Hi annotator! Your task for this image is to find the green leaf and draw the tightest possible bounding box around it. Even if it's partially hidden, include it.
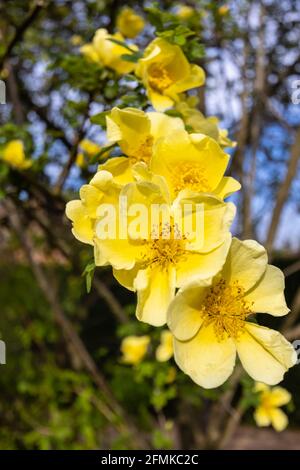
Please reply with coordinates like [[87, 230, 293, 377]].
[[89, 144, 117, 164], [90, 111, 109, 127], [107, 38, 136, 53], [120, 51, 143, 63], [82, 261, 95, 293]]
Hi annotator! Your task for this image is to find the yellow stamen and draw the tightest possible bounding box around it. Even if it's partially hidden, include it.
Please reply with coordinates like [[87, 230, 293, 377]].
[[148, 63, 173, 92], [171, 162, 211, 194], [200, 279, 253, 339], [143, 223, 186, 269]]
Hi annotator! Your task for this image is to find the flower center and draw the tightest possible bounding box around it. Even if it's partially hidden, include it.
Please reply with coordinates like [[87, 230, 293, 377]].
[[171, 162, 211, 194], [142, 223, 186, 269], [261, 395, 273, 411], [200, 280, 253, 340], [129, 136, 154, 164], [148, 63, 173, 92]]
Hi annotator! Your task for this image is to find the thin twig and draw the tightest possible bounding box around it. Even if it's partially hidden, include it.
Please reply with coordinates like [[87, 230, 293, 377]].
[[265, 127, 300, 251], [93, 278, 127, 324], [0, 1, 45, 70]]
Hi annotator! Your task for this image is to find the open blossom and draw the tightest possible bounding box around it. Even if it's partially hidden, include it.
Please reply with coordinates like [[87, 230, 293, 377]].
[[135, 38, 205, 111], [168, 238, 296, 389], [93, 174, 235, 326], [175, 97, 236, 148], [150, 128, 240, 200], [80, 28, 137, 74], [1, 140, 32, 170], [253, 382, 291, 432], [120, 335, 150, 365], [156, 330, 174, 362], [103, 107, 185, 183], [116, 7, 145, 38]]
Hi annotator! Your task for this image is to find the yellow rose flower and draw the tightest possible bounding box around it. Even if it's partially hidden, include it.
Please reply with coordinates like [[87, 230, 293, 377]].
[[254, 382, 291, 432], [156, 330, 174, 362], [1, 140, 32, 170], [116, 7, 145, 39], [104, 107, 185, 182], [135, 38, 205, 111], [150, 128, 240, 200], [120, 335, 150, 365], [65, 169, 121, 245], [80, 28, 137, 74], [176, 5, 194, 20], [175, 98, 236, 148], [94, 175, 235, 326], [168, 238, 297, 388], [76, 139, 102, 168]]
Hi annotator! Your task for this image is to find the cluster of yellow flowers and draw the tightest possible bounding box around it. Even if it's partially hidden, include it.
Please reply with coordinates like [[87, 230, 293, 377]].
[[66, 19, 297, 393]]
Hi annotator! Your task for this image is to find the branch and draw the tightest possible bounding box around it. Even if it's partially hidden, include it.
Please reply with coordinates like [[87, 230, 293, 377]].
[[265, 127, 300, 251], [282, 286, 300, 335], [54, 93, 94, 193], [93, 278, 127, 324], [0, 1, 45, 70]]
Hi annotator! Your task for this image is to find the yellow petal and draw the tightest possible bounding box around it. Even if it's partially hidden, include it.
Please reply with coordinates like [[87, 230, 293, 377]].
[[80, 43, 100, 62], [254, 382, 269, 393], [121, 335, 150, 365], [135, 266, 176, 326], [113, 265, 140, 292], [174, 324, 236, 388], [148, 87, 174, 112], [270, 408, 288, 432], [254, 406, 271, 427], [94, 236, 145, 269], [156, 331, 174, 362], [213, 176, 241, 199], [269, 387, 291, 407], [244, 265, 289, 316], [176, 234, 232, 288], [174, 192, 235, 253], [79, 184, 103, 218], [2, 140, 31, 169], [99, 157, 133, 185], [106, 107, 150, 156], [222, 238, 268, 292], [148, 112, 185, 141], [236, 322, 297, 385], [167, 283, 210, 341], [116, 7, 144, 39], [65, 200, 94, 245], [167, 64, 205, 96], [79, 139, 101, 155]]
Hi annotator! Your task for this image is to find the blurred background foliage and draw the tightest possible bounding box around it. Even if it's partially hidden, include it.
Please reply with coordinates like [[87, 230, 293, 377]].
[[0, 0, 300, 449]]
